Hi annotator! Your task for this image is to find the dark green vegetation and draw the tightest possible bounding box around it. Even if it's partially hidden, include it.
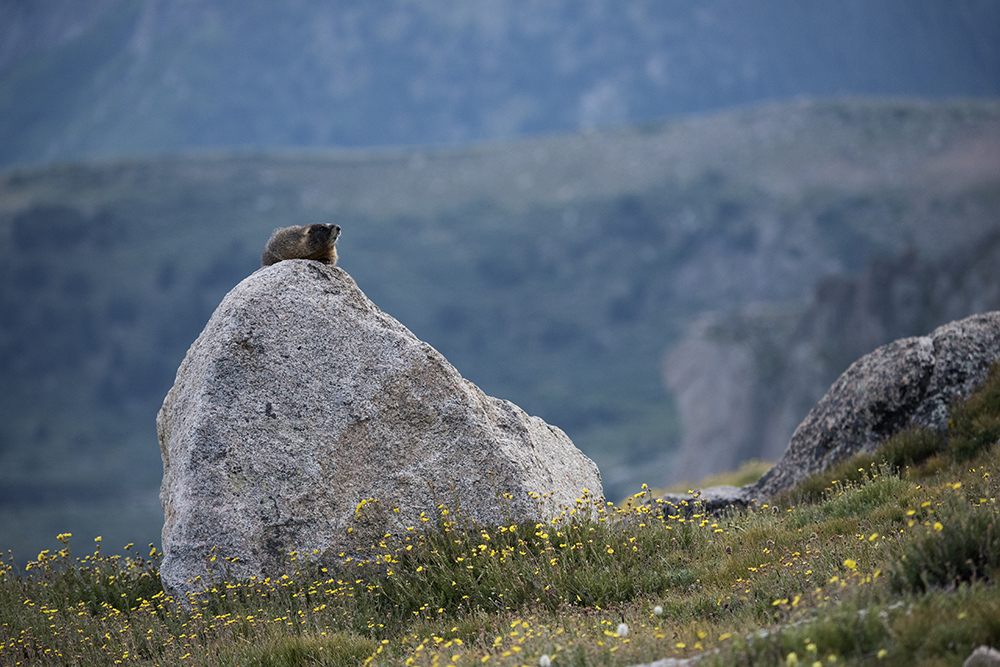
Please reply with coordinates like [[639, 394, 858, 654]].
[[2, 97, 1000, 563], [3, 363, 1000, 666], [3, 1, 999, 167]]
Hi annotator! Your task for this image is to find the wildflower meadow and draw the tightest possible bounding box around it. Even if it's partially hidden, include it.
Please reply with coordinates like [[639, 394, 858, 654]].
[[4, 364, 1000, 666]]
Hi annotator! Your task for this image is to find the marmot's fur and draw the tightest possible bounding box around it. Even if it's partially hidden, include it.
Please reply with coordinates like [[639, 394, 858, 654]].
[[261, 224, 340, 266]]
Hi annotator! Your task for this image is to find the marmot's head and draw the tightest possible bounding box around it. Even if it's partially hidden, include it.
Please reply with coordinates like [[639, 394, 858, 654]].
[[262, 223, 341, 266], [306, 223, 341, 250]]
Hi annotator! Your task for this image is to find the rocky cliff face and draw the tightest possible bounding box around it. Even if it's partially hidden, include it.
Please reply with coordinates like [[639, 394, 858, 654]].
[[665, 232, 1000, 482]]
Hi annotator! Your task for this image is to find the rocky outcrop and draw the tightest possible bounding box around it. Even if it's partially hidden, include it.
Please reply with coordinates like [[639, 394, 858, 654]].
[[157, 260, 602, 599], [664, 234, 1000, 484], [751, 311, 1000, 498]]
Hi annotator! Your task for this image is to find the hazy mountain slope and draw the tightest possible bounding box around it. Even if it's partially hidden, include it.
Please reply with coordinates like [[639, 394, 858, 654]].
[[1, 98, 999, 563], [2, 0, 999, 167]]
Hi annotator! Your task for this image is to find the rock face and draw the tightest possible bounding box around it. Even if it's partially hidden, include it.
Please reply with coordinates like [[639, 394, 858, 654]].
[[964, 646, 1000, 667], [663, 335, 759, 484], [157, 260, 602, 599], [751, 311, 1000, 498]]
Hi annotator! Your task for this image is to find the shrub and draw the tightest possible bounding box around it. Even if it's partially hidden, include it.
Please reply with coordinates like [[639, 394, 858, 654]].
[[892, 497, 1000, 593]]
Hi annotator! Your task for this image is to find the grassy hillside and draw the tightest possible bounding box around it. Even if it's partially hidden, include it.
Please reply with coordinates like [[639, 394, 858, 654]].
[[1, 97, 999, 564], [2, 362, 999, 666]]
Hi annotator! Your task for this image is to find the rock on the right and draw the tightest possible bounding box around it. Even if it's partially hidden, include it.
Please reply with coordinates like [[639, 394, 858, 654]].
[[964, 646, 1000, 667], [752, 311, 1000, 499]]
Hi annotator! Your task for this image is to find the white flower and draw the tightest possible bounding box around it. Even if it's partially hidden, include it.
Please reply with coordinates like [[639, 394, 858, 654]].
[[617, 623, 629, 637], [539, 655, 552, 667], [653, 605, 663, 616]]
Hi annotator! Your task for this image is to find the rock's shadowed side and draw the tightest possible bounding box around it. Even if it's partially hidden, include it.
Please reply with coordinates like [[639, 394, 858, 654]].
[[752, 311, 1000, 499], [157, 261, 602, 599]]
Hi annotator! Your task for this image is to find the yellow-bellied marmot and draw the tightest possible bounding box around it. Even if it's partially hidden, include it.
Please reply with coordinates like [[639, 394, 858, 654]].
[[261, 223, 340, 266]]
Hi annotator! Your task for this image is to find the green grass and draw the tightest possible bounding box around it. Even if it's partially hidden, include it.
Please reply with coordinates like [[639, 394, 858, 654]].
[[3, 366, 1000, 666], [653, 458, 773, 496]]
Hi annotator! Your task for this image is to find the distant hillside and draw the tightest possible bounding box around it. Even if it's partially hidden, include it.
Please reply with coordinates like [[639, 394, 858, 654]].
[[2, 0, 999, 167], [1, 98, 999, 563]]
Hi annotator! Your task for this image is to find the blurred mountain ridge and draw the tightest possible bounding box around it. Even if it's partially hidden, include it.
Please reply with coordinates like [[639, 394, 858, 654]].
[[2, 0, 999, 167]]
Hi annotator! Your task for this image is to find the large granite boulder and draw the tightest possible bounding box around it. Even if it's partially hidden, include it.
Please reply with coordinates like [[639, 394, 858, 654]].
[[752, 311, 1000, 498], [157, 260, 602, 599]]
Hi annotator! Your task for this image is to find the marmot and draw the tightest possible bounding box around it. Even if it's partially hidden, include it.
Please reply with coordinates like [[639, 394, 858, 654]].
[[261, 223, 340, 266]]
